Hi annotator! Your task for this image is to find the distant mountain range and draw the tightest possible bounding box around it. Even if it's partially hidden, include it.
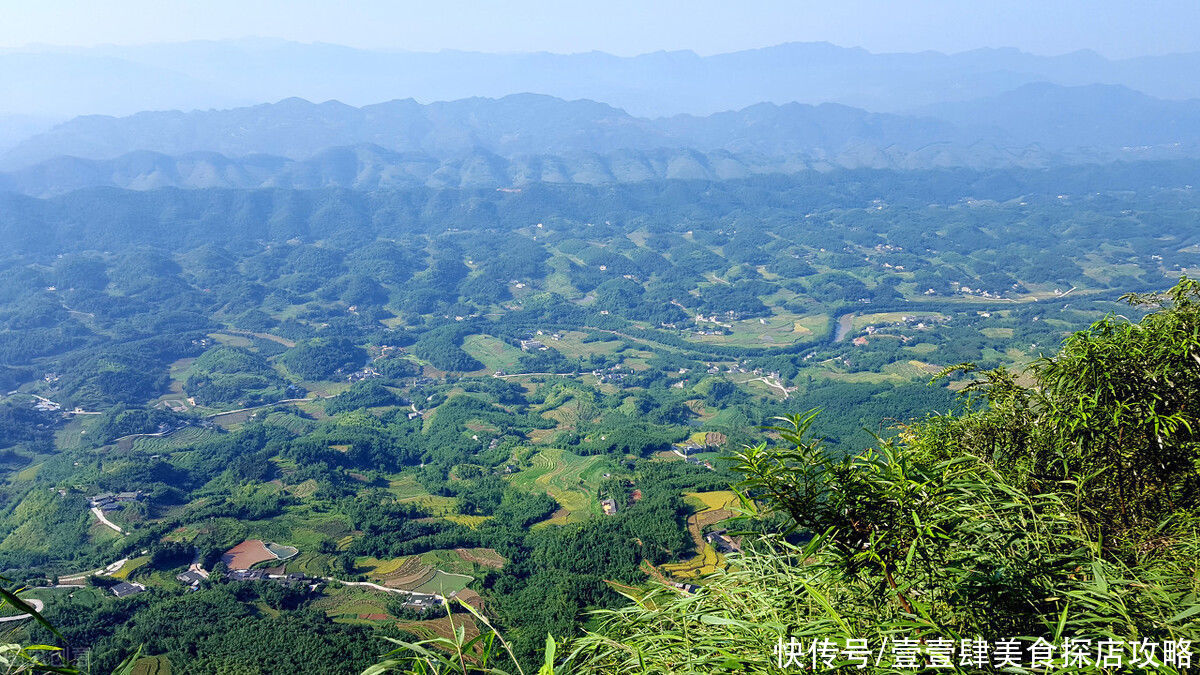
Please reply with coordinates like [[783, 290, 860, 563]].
[[2, 94, 971, 168], [2, 84, 1200, 195], [5, 39, 1200, 120]]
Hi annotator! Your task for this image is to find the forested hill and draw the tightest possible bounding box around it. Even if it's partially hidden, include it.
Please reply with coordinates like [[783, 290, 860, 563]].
[[4, 161, 1200, 253]]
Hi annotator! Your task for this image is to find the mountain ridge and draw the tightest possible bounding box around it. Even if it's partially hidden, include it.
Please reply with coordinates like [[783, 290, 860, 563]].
[[6, 39, 1200, 120], [7, 85, 1200, 188]]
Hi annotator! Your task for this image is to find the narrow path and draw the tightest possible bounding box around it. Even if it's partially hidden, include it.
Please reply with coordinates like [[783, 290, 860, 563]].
[[321, 577, 446, 600], [91, 507, 126, 535], [0, 598, 44, 623], [205, 396, 322, 420], [753, 376, 792, 399], [224, 329, 296, 348]]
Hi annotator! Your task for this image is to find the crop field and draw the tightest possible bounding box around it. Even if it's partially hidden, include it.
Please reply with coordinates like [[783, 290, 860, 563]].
[[661, 542, 720, 579], [14, 463, 41, 481], [683, 491, 738, 514], [981, 326, 1016, 338], [686, 431, 727, 447], [903, 342, 939, 355], [209, 332, 256, 348], [663, 491, 739, 579], [507, 448, 614, 521], [367, 556, 435, 590], [112, 555, 151, 580], [418, 549, 476, 576], [443, 514, 490, 528], [396, 614, 481, 643], [412, 570, 473, 595], [317, 585, 391, 625], [460, 334, 526, 372], [356, 557, 408, 577], [284, 552, 337, 577], [261, 410, 316, 433], [546, 331, 624, 360], [130, 656, 173, 675], [683, 311, 829, 348], [453, 548, 505, 569], [131, 426, 217, 453]]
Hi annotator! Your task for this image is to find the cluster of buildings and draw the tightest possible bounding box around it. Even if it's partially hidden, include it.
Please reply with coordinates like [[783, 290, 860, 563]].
[[224, 569, 317, 589], [347, 366, 381, 382], [591, 364, 627, 383], [88, 491, 143, 512], [520, 330, 563, 352]]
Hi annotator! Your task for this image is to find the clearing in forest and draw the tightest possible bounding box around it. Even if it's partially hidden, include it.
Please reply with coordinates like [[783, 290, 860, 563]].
[[221, 539, 278, 570], [508, 448, 612, 521], [453, 548, 505, 569], [460, 334, 526, 373]]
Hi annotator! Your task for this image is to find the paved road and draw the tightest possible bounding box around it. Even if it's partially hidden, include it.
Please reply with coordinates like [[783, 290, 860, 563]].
[[91, 507, 125, 534], [58, 558, 128, 584], [0, 598, 44, 623]]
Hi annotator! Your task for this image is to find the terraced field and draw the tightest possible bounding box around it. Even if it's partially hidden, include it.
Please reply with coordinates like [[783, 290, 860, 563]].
[[316, 586, 391, 626], [386, 474, 458, 515], [396, 615, 481, 643], [130, 655, 172, 675], [261, 410, 316, 434], [355, 556, 407, 577], [131, 426, 218, 453], [453, 548, 505, 569], [662, 491, 739, 579], [286, 552, 337, 577], [507, 448, 614, 522], [368, 556, 435, 590]]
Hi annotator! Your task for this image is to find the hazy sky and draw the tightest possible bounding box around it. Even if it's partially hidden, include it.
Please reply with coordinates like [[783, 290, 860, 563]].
[[5, 0, 1200, 58]]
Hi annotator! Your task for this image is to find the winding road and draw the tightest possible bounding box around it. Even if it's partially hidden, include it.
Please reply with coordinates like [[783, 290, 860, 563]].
[[0, 598, 44, 623]]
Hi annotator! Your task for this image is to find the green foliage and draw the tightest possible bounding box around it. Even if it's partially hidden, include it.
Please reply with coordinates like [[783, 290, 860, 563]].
[[562, 279, 1200, 673], [185, 346, 292, 407], [281, 337, 367, 380], [326, 380, 403, 415]]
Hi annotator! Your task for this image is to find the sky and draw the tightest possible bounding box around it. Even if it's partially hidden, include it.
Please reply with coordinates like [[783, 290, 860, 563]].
[[4, 0, 1200, 58]]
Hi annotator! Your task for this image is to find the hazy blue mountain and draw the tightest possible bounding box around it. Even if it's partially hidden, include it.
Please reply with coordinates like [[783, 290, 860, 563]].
[[1, 95, 665, 167], [910, 83, 1200, 149], [9, 139, 1195, 197], [9, 85, 1200, 180], [2, 95, 967, 169], [6, 39, 1200, 122], [0, 114, 61, 154]]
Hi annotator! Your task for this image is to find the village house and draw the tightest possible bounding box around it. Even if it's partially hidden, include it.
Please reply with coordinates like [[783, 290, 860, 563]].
[[704, 529, 742, 554], [110, 581, 147, 598], [176, 570, 206, 588]]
